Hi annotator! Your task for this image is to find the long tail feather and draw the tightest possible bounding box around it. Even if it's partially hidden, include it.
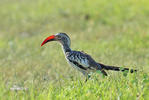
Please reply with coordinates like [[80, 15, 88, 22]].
[[98, 63, 137, 73]]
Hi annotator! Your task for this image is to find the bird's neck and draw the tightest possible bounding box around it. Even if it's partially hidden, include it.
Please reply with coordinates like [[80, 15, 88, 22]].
[[61, 44, 71, 53]]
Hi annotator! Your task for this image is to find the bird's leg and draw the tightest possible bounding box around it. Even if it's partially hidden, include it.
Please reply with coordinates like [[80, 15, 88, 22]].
[[85, 74, 91, 82], [82, 71, 91, 82]]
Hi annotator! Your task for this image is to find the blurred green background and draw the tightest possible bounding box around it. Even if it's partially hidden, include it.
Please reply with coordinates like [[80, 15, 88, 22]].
[[0, 0, 149, 99]]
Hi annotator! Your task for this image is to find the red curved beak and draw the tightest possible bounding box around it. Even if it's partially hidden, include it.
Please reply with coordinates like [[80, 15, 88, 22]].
[[41, 35, 55, 46]]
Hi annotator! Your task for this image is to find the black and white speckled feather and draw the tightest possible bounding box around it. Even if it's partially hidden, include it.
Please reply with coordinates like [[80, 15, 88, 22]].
[[66, 51, 98, 69], [64, 50, 107, 77]]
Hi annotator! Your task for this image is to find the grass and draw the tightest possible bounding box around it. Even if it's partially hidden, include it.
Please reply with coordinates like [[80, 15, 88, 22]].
[[0, 0, 149, 99]]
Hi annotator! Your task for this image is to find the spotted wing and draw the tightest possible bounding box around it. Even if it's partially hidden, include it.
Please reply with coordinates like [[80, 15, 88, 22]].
[[66, 51, 98, 70]]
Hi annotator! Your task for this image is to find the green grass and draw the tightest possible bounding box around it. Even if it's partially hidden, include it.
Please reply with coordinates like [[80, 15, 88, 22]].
[[0, 0, 149, 99]]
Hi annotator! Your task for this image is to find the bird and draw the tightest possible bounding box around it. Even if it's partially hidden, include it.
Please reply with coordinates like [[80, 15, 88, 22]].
[[41, 33, 137, 81]]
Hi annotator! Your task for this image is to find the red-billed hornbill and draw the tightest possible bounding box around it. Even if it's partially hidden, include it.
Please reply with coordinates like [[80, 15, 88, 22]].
[[41, 33, 137, 81]]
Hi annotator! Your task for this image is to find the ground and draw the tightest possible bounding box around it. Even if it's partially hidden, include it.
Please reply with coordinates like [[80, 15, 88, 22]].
[[0, 0, 149, 99]]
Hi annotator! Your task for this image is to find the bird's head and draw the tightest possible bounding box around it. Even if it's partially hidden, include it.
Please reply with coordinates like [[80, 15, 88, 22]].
[[41, 33, 71, 47]]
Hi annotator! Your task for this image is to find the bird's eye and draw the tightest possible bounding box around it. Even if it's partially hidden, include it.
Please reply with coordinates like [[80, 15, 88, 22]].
[[58, 35, 61, 39]]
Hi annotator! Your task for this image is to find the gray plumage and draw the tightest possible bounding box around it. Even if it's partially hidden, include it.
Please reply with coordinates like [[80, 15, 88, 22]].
[[65, 51, 108, 77], [41, 32, 137, 81]]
